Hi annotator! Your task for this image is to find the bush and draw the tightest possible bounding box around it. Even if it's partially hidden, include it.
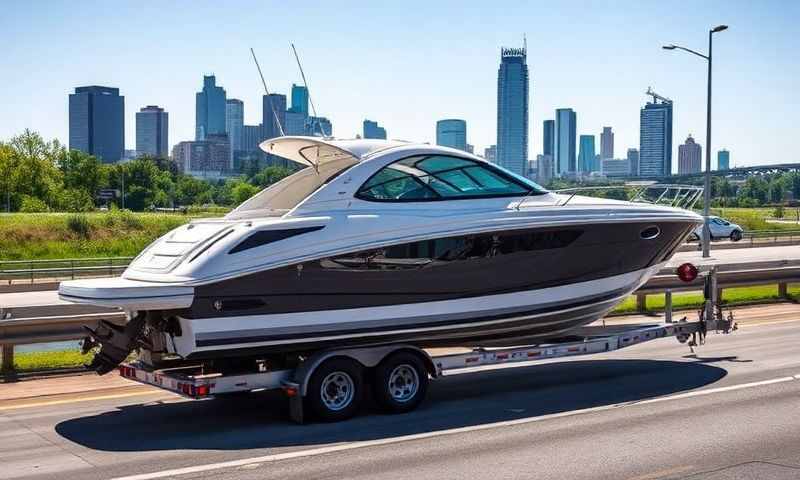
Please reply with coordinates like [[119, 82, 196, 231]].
[[102, 209, 143, 229], [58, 188, 95, 212], [66, 214, 91, 237], [19, 196, 49, 212], [773, 205, 785, 218]]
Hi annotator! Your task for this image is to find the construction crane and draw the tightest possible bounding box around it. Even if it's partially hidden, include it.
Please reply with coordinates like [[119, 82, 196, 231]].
[[646, 86, 672, 104]]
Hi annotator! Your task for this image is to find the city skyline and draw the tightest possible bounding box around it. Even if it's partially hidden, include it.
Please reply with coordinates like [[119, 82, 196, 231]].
[[2, 2, 798, 171]]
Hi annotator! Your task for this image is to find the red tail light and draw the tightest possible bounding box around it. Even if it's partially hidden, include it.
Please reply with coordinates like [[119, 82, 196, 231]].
[[676, 263, 699, 282]]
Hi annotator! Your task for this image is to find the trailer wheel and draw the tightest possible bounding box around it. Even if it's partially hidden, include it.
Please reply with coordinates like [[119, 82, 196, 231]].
[[373, 352, 429, 414], [306, 357, 363, 422]]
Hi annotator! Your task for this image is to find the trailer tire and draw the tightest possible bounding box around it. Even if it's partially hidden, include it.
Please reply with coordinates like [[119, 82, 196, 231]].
[[373, 352, 429, 414], [306, 357, 363, 422]]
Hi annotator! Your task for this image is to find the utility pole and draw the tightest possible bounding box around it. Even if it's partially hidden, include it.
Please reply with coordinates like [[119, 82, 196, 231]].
[[663, 25, 728, 258]]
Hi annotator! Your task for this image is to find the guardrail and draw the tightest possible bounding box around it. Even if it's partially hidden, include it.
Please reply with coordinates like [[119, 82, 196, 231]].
[[0, 257, 134, 284], [1, 261, 798, 375], [0, 311, 126, 375]]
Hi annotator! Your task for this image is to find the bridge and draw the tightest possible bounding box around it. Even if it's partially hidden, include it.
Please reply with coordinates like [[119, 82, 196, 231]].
[[633, 162, 800, 183]]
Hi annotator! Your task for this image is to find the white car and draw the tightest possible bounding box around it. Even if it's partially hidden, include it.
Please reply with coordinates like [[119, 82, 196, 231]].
[[689, 216, 744, 242]]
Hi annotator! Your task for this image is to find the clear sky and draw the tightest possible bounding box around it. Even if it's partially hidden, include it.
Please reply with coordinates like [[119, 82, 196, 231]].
[[1, 0, 798, 171]]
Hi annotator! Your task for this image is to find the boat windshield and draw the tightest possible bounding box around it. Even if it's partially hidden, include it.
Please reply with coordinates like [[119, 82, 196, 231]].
[[225, 156, 357, 219]]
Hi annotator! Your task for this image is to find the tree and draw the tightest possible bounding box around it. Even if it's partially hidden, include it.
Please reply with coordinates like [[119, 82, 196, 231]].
[[251, 166, 295, 188], [59, 149, 107, 200], [7, 130, 63, 206], [231, 181, 260, 204], [0, 143, 16, 211]]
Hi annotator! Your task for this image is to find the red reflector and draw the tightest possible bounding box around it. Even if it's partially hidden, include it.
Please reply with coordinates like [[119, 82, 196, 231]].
[[676, 263, 699, 283], [283, 386, 298, 397], [194, 384, 210, 397]]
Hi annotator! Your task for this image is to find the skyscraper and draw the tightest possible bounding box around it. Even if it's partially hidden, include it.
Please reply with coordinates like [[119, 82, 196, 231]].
[[68, 86, 124, 163], [536, 154, 553, 185], [578, 135, 597, 173], [542, 120, 554, 156], [436, 119, 467, 151], [263, 94, 287, 140], [627, 148, 640, 176], [225, 99, 244, 153], [305, 116, 332, 137], [195, 75, 226, 140], [290, 84, 309, 116], [285, 111, 307, 135], [484, 145, 497, 163], [717, 149, 730, 170], [172, 135, 232, 179], [639, 90, 673, 176], [363, 119, 387, 139], [554, 108, 576, 175], [600, 126, 614, 159], [135, 105, 168, 158], [678, 135, 702, 174], [496, 45, 529, 176]]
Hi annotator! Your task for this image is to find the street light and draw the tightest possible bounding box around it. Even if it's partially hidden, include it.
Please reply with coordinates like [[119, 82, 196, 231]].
[[663, 24, 728, 259]]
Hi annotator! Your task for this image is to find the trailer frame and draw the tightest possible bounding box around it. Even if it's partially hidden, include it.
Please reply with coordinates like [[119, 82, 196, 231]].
[[118, 317, 718, 423]]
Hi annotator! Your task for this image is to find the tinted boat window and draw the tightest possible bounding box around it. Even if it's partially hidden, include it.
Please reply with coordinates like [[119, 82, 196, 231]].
[[322, 229, 581, 270], [356, 155, 545, 202]]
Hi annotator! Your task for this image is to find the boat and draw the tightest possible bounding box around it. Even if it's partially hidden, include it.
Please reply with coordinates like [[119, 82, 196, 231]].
[[59, 137, 702, 374]]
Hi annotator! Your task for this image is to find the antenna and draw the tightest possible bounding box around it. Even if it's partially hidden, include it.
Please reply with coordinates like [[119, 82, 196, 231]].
[[290, 43, 329, 138], [250, 47, 285, 137]]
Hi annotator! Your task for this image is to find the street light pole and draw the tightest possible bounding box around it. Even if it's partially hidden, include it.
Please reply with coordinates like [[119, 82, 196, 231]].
[[663, 25, 727, 258], [702, 29, 714, 259]]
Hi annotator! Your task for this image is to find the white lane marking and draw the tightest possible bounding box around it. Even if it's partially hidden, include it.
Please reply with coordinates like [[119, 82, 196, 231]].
[[109, 373, 800, 480]]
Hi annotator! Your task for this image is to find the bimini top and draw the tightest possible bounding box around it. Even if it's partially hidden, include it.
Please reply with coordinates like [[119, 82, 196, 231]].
[[259, 136, 410, 170], [228, 137, 411, 219]]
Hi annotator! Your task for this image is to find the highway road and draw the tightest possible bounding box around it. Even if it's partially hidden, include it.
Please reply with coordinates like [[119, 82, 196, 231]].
[[2, 318, 799, 480]]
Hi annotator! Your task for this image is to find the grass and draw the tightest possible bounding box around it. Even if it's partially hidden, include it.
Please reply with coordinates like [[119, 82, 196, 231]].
[[612, 283, 800, 315], [12, 350, 92, 372], [0, 210, 223, 260], [710, 207, 800, 232]]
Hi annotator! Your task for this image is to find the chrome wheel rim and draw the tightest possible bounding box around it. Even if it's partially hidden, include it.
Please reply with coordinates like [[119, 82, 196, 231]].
[[320, 371, 354, 411], [388, 364, 419, 403]]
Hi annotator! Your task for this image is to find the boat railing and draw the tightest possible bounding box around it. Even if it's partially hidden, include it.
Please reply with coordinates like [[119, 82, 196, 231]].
[[516, 184, 703, 211]]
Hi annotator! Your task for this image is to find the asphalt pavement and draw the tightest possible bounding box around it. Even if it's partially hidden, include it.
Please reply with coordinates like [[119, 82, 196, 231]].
[[1, 317, 799, 480]]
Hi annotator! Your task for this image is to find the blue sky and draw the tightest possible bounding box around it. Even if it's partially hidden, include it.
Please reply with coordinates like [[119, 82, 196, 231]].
[[1, 0, 798, 170]]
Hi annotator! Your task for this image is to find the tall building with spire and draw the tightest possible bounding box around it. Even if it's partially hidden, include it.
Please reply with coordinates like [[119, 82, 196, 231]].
[[195, 75, 226, 140], [639, 88, 673, 176], [496, 43, 529, 176]]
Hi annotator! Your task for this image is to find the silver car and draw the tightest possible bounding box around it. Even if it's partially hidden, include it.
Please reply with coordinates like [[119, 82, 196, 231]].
[[689, 215, 744, 242]]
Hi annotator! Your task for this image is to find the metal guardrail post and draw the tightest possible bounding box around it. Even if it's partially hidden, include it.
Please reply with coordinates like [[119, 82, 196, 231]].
[[779, 282, 788, 298], [71, 259, 75, 280], [1, 344, 13, 374], [636, 293, 647, 313], [664, 290, 672, 323]]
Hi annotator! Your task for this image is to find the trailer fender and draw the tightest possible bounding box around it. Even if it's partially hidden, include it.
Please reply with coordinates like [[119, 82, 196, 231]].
[[293, 344, 436, 397]]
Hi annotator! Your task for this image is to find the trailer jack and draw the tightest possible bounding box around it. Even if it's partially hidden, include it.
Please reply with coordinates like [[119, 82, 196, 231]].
[[82, 313, 147, 375]]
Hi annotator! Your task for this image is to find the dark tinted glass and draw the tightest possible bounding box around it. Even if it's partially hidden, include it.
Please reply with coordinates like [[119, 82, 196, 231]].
[[356, 155, 543, 201], [322, 229, 582, 270]]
